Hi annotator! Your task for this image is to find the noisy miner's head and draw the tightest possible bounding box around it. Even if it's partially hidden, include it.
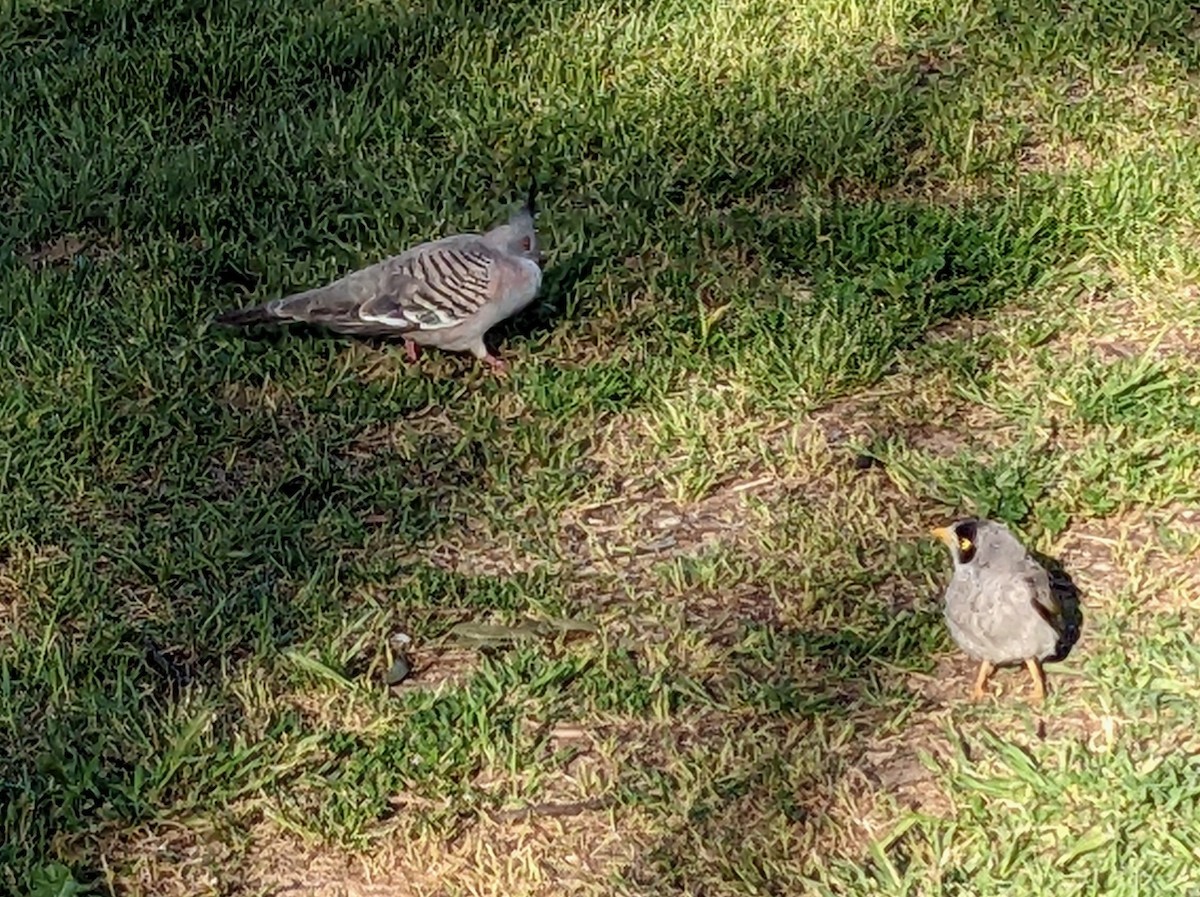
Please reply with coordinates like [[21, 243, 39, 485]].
[[930, 518, 1025, 570]]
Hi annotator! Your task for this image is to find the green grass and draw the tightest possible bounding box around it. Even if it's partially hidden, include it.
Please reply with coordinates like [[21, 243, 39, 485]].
[[4, 0, 1200, 894]]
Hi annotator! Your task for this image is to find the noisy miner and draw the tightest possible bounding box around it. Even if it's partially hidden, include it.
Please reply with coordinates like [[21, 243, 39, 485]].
[[931, 518, 1068, 703], [215, 185, 541, 374]]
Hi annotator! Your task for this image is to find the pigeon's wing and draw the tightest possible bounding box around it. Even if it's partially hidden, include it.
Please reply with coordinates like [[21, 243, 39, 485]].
[[357, 237, 499, 331], [217, 236, 501, 334]]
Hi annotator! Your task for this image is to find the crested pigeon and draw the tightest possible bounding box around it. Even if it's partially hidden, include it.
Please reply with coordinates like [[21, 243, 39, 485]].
[[215, 186, 542, 374]]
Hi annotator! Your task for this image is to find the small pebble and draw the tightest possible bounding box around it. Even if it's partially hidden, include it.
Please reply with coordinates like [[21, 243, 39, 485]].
[[386, 656, 411, 686]]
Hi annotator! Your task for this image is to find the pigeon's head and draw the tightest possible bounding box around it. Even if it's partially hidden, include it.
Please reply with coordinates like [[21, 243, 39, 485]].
[[486, 183, 540, 264], [931, 518, 1022, 569], [503, 207, 539, 263]]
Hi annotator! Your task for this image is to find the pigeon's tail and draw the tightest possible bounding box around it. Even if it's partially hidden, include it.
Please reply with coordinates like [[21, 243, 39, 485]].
[[213, 303, 276, 327], [214, 280, 388, 334]]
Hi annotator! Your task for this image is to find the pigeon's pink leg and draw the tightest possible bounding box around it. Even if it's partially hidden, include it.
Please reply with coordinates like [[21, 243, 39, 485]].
[[403, 339, 421, 364], [482, 353, 509, 376]]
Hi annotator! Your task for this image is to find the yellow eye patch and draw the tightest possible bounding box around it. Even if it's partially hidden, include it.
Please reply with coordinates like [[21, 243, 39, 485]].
[[959, 538, 973, 552]]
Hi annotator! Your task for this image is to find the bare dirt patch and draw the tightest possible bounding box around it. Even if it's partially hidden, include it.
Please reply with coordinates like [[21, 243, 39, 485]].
[[849, 701, 956, 832], [1053, 283, 1200, 363], [808, 380, 1011, 457], [395, 641, 485, 693], [1052, 504, 1200, 615]]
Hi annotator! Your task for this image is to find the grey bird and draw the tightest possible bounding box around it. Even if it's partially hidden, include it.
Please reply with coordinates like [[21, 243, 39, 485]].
[[214, 186, 542, 374], [931, 518, 1067, 703]]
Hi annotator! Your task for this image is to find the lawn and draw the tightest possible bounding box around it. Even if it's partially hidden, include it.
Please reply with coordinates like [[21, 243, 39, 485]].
[[3, 0, 1200, 894]]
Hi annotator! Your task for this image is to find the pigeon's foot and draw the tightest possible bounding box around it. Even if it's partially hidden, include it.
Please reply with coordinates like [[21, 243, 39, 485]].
[[403, 339, 421, 364], [482, 353, 509, 377]]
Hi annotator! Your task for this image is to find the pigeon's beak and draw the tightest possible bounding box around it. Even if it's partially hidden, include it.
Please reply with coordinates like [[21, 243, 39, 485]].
[[930, 526, 952, 546]]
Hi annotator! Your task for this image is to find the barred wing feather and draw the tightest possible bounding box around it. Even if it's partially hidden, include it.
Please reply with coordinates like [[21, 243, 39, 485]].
[[359, 241, 497, 331]]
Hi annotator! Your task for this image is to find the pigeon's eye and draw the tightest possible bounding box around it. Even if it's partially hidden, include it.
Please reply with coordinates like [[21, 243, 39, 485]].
[[959, 537, 973, 552], [520, 236, 531, 251]]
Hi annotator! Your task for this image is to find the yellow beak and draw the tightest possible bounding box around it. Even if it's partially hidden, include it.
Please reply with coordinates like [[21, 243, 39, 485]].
[[930, 526, 952, 545]]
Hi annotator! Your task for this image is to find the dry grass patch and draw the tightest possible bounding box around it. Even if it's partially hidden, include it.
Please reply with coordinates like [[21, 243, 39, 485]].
[[81, 810, 635, 897], [346, 341, 488, 385], [809, 370, 1013, 458], [1056, 284, 1200, 363], [1052, 506, 1200, 616], [404, 517, 551, 579], [220, 380, 296, 416], [0, 543, 72, 650], [1017, 138, 1098, 176], [560, 473, 776, 578]]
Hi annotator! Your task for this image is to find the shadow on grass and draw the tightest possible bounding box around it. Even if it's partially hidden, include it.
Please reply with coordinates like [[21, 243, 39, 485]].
[[189, 0, 1200, 406], [615, 605, 947, 893], [1031, 549, 1085, 664], [0, 359, 491, 883]]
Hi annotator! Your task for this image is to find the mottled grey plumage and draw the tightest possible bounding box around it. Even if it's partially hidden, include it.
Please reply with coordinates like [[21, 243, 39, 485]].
[[932, 518, 1065, 702], [215, 186, 542, 374]]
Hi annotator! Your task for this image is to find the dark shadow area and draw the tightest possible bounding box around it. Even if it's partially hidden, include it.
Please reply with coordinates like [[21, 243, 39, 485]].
[[0, 327, 495, 886], [491, 248, 611, 347]]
